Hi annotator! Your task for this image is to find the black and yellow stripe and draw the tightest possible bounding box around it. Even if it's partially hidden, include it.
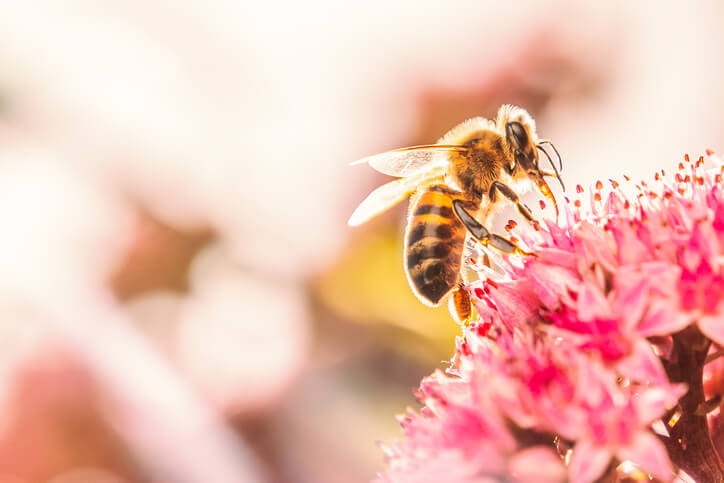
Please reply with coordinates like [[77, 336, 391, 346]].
[[404, 185, 471, 305]]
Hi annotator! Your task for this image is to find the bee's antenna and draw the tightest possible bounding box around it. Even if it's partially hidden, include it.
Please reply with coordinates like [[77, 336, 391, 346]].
[[538, 140, 562, 171], [537, 144, 565, 191]]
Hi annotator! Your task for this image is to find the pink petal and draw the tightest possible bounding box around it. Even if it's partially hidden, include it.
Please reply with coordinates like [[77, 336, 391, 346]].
[[487, 279, 540, 329], [609, 220, 651, 265], [698, 312, 724, 346], [679, 244, 703, 273], [616, 339, 669, 385], [573, 363, 609, 412], [535, 247, 577, 270], [574, 221, 618, 272], [569, 439, 612, 483], [577, 283, 612, 322], [634, 384, 688, 426], [689, 222, 720, 265], [538, 403, 586, 442], [646, 263, 682, 297], [614, 274, 650, 332], [615, 263, 682, 333], [544, 219, 575, 251], [637, 298, 692, 337], [616, 431, 673, 482], [525, 261, 580, 311], [603, 190, 627, 214], [508, 446, 566, 483]]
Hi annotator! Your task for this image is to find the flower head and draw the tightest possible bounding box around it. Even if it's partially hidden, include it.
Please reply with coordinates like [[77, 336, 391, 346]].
[[379, 154, 724, 482]]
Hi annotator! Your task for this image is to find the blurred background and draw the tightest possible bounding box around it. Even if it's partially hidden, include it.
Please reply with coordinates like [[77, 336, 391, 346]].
[[0, 2, 722, 482]]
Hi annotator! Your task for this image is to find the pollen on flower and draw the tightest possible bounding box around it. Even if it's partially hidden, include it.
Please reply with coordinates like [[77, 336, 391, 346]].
[[378, 154, 724, 483]]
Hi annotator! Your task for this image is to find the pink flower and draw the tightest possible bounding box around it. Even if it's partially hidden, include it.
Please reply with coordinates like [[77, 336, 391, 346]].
[[377, 368, 566, 483], [378, 155, 724, 482], [567, 363, 685, 482]]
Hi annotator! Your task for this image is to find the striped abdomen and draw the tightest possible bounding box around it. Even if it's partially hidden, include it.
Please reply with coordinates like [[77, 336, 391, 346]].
[[404, 185, 470, 306]]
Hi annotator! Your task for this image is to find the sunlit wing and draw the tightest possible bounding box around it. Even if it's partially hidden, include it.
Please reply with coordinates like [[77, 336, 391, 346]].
[[348, 168, 445, 226], [350, 144, 465, 177]]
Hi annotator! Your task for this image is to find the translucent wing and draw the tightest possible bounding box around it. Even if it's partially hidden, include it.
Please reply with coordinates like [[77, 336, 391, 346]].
[[348, 168, 445, 226], [350, 144, 465, 177]]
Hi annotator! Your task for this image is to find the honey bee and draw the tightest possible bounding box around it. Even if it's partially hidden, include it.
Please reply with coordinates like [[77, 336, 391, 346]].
[[348, 105, 564, 321]]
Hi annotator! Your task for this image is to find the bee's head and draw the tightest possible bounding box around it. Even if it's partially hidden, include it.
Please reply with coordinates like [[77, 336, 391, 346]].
[[505, 120, 538, 174], [498, 105, 565, 220], [498, 105, 563, 186], [497, 105, 538, 174]]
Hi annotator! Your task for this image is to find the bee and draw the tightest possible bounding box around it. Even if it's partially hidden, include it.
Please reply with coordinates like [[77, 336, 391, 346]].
[[348, 105, 564, 322]]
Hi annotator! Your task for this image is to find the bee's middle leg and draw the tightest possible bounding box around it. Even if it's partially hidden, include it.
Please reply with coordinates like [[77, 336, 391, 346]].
[[452, 199, 532, 256]]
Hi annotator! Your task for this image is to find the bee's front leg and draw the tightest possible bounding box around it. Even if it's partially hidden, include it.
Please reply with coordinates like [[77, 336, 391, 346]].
[[452, 199, 533, 256], [489, 181, 539, 228]]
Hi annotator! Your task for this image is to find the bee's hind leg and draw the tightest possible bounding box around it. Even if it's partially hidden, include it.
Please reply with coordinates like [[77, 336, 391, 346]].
[[452, 199, 533, 256]]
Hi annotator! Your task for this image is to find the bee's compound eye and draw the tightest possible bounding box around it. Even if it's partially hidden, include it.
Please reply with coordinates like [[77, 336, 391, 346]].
[[506, 122, 528, 150]]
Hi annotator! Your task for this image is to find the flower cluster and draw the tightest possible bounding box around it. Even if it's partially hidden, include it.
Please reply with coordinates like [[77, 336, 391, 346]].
[[378, 155, 724, 482]]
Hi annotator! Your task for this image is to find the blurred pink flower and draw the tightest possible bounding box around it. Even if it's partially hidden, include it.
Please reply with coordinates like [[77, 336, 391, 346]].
[[378, 155, 724, 482]]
